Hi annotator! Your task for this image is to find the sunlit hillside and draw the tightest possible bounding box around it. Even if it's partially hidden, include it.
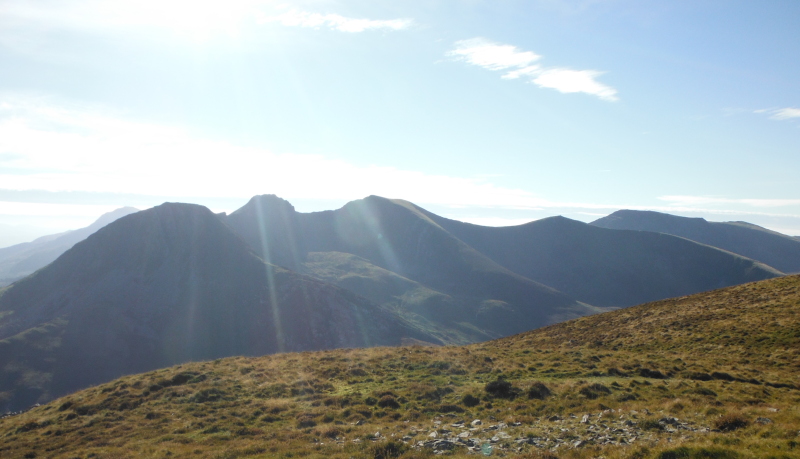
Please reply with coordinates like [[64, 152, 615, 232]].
[[1, 275, 798, 458]]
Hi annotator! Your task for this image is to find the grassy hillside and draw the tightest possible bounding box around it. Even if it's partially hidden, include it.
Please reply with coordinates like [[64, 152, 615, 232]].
[[591, 210, 800, 274], [1, 275, 798, 459]]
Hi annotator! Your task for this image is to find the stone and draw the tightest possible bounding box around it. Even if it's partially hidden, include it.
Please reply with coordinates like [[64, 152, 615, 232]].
[[756, 417, 773, 424], [471, 419, 482, 426], [433, 440, 455, 450], [581, 414, 590, 423]]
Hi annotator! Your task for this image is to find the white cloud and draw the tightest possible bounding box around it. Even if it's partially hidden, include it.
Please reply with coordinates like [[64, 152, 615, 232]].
[[447, 38, 540, 70], [0, 0, 410, 44], [753, 107, 800, 121], [257, 10, 412, 33], [0, 201, 121, 217], [447, 38, 618, 101], [1, 96, 797, 229], [769, 107, 800, 120], [533, 68, 618, 101], [0, 96, 543, 209], [658, 195, 800, 208], [0, 0, 271, 42]]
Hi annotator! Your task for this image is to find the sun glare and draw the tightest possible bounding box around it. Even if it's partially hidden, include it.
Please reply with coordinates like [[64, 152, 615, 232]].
[[90, 0, 270, 41]]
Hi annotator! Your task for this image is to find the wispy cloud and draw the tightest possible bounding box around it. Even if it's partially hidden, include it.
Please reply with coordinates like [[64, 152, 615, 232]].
[[0, 0, 271, 42], [754, 107, 800, 121], [0, 0, 410, 44], [659, 195, 800, 208], [257, 10, 412, 33], [447, 38, 618, 101], [769, 107, 800, 120], [447, 38, 540, 70], [2, 95, 797, 230]]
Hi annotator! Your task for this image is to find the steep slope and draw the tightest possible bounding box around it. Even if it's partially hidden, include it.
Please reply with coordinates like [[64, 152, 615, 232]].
[[225, 195, 305, 270], [0, 203, 435, 411], [591, 209, 800, 273], [1, 276, 797, 459], [226, 196, 598, 337], [422, 212, 782, 308], [301, 251, 494, 344], [0, 207, 139, 286]]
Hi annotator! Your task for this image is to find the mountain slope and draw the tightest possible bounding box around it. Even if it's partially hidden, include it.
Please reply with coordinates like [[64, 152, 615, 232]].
[[591, 209, 800, 274], [0, 203, 435, 411], [301, 251, 494, 344], [1, 275, 797, 459], [0, 207, 139, 286], [421, 211, 782, 307], [226, 195, 599, 337]]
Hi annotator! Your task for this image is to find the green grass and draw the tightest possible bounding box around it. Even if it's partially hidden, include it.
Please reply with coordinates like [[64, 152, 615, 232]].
[[0, 275, 799, 458]]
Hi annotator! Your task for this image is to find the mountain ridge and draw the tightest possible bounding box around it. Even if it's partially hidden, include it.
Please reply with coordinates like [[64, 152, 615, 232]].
[[0, 207, 139, 287], [0, 203, 436, 411], [591, 209, 800, 273]]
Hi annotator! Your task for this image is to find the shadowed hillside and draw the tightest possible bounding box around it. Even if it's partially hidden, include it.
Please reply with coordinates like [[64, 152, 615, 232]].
[[1, 275, 797, 459], [227, 196, 598, 337], [0, 203, 435, 411], [420, 212, 782, 307], [591, 210, 800, 274], [0, 207, 139, 286]]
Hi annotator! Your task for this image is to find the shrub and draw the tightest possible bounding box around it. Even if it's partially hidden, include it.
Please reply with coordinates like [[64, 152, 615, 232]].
[[640, 419, 665, 431], [607, 368, 628, 377], [710, 372, 736, 381], [714, 414, 749, 432], [639, 368, 667, 379], [369, 440, 408, 459], [462, 394, 481, 407], [527, 382, 551, 400], [296, 414, 317, 428], [437, 404, 465, 413], [485, 379, 518, 399], [690, 387, 717, 397], [687, 372, 713, 381], [657, 447, 739, 459], [579, 383, 611, 400], [320, 427, 342, 439], [377, 395, 400, 409]]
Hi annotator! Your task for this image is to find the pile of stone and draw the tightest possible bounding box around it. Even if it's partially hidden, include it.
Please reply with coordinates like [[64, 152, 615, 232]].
[[401, 410, 709, 454]]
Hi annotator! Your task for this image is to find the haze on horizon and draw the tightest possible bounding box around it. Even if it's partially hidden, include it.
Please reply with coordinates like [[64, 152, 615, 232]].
[[1, 0, 799, 247]]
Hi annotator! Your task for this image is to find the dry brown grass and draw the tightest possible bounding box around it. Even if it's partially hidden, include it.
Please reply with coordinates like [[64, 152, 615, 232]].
[[0, 275, 798, 458]]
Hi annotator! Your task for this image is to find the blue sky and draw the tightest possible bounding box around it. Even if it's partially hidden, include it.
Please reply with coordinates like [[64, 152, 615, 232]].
[[1, 0, 799, 246]]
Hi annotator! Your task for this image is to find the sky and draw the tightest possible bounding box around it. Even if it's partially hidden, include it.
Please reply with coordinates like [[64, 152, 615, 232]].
[[0, 0, 799, 247]]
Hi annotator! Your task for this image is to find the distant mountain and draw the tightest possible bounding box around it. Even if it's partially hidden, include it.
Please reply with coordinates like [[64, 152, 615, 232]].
[[591, 210, 800, 274], [0, 196, 789, 411], [0, 207, 139, 286], [0, 203, 435, 411], [418, 212, 782, 308], [301, 251, 495, 344], [226, 195, 598, 337]]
